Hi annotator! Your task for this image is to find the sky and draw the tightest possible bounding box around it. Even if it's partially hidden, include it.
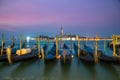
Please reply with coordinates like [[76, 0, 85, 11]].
[[0, 0, 120, 37]]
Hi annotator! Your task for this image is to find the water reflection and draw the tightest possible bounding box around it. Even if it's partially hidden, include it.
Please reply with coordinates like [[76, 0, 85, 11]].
[[9, 59, 37, 79], [42, 61, 61, 80], [0, 62, 10, 70], [43, 61, 57, 76], [81, 61, 97, 80], [100, 63, 120, 80], [0, 62, 20, 80], [0, 40, 120, 80]]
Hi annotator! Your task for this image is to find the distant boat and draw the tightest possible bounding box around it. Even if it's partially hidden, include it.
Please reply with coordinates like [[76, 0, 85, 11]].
[[73, 43, 94, 63]]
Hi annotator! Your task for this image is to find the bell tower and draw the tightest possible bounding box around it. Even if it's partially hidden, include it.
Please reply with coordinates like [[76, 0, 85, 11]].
[[60, 26, 63, 36]]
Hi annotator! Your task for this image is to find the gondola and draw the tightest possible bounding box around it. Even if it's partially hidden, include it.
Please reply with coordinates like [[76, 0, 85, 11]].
[[73, 43, 94, 63], [84, 45, 120, 63], [5, 35, 41, 64], [0, 41, 28, 62], [6, 45, 38, 64], [74, 43, 84, 56], [60, 43, 73, 64], [43, 43, 57, 62]]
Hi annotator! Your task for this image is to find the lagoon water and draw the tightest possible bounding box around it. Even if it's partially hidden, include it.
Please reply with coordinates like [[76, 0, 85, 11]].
[[0, 39, 120, 80]]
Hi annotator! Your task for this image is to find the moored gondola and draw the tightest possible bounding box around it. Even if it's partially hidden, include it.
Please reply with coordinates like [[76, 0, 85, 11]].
[[84, 44, 120, 63], [0, 35, 29, 62], [42, 36, 61, 63], [0, 44, 29, 62], [73, 43, 94, 63], [43, 43, 57, 62], [6, 35, 41, 64], [60, 43, 73, 64], [73, 43, 86, 57], [6, 46, 38, 64], [74, 35, 95, 63]]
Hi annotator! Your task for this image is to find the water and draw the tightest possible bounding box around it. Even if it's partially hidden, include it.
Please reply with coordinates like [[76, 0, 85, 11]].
[[0, 40, 120, 80]]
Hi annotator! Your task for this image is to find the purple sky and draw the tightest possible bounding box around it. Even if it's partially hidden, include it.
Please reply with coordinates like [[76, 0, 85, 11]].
[[0, 0, 120, 37]]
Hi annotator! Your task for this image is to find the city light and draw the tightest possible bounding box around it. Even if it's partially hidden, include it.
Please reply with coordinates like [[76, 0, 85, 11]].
[[26, 36, 30, 43]]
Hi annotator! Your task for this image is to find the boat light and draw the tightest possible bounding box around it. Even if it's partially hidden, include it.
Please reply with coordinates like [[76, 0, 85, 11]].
[[58, 55, 61, 58], [71, 55, 74, 58]]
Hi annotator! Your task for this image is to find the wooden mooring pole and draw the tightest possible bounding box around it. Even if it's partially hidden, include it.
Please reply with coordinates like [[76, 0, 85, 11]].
[[1, 34, 4, 56], [20, 34, 22, 55], [47, 38, 49, 50], [11, 36, 15, 48], [37, 36, 41, 59], [113, 35, 116, 56], [6, 46, 12, 64], [78, 35, 80, 60], [24, 36, 27, 48], [56, 35, 59, 59], [70, 33, 72, 52], [104, 38, 106, 54], [41, 48, 44, 63], [94, 34, 98, 63]]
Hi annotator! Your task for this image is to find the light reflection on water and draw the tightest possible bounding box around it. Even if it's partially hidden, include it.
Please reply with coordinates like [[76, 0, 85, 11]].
[[0, 40, 120, 80]]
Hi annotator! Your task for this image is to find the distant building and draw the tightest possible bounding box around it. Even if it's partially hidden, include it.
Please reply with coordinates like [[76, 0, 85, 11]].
[[60, 26, 63, 36], [59, 26, 77, 40]]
